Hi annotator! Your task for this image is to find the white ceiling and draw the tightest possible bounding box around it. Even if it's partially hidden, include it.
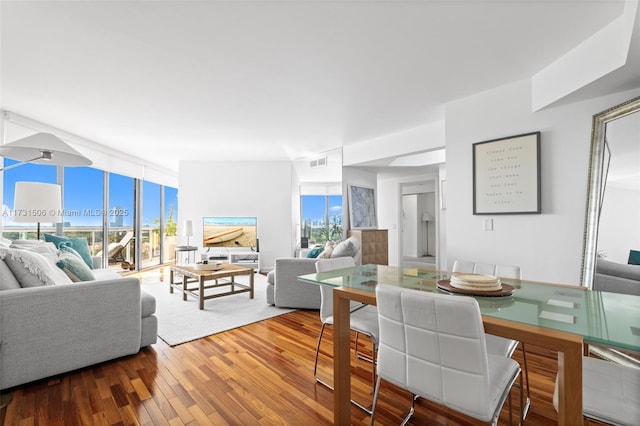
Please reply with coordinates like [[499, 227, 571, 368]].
[[1, 0, 637, 173]]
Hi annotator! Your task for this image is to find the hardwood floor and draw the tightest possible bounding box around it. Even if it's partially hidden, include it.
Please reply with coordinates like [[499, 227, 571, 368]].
[[0, 267, 602, 425]]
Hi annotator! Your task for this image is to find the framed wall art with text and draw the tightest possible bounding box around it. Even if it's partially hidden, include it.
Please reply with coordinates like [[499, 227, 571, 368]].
[[473, 131, 541, 215]]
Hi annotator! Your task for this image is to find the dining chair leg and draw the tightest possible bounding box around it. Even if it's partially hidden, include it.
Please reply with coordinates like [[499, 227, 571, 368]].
[[370, 376, 382, 426], [371, 339, 377, 391], [519, 372, 524, 426], [399, 393, 417, 426], [508, 385, 513, 426], [355, 332, 375, 363], [313, 323, 328, 386], [314, 324, 374, 414], [520, 343, 531, 418]]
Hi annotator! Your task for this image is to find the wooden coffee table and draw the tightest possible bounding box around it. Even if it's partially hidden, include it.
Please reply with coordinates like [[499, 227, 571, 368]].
[[169, 263, 254, 310]]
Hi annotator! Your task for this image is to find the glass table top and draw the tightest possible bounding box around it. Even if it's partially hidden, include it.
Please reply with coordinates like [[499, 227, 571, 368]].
[[298, 264, 640, 352]]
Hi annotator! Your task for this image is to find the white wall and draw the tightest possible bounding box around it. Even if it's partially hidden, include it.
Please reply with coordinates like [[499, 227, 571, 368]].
[[179, 160, 294, 271], [402, 194, 419, 257], [445, 81, 640, 284]]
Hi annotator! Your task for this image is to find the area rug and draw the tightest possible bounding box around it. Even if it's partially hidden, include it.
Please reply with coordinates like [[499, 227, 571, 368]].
[[141, 272, 294, 346]]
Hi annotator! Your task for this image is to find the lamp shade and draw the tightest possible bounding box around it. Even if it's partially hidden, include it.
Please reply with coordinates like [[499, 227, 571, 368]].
[[0, 133, 92, 167], [13, 182, 62, 223], [183, 220, 193, 237], [422, 212, 434, 222]]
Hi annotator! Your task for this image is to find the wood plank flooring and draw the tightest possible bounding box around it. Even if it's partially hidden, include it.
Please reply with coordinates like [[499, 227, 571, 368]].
[[0, 267, 606, 425]]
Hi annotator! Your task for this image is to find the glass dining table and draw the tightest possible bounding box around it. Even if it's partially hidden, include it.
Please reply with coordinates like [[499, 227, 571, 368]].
[[298, 264, 640, 426]]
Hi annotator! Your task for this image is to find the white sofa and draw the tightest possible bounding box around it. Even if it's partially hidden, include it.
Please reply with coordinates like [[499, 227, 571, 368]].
[[594, 258, 640, 296], [266, 237, 361, 309], [0, 246, 157, 390]]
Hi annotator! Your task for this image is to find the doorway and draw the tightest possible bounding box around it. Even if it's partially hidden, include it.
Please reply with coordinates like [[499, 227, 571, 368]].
[[401, 181, 436, 269]]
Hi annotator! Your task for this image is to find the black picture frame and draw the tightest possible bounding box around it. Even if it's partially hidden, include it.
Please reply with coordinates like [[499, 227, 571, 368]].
[[473, 131, 541, 215]]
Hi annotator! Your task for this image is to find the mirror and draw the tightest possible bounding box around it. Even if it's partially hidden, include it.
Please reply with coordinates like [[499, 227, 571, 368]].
[[581, 96, 640, 289]]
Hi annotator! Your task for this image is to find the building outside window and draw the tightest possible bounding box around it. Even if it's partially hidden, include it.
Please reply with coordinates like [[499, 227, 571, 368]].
[[300, 194, 342, 246]]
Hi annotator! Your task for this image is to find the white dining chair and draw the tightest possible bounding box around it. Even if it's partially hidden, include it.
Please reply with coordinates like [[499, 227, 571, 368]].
[[371, 284, 523, 425], [452, 260, 531, 416], [314, 257, 379, 413], [553, 356, 640, 425]]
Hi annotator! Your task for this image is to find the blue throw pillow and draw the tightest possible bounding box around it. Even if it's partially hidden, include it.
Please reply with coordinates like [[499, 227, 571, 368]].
[[629, 249, 640, 265], [44, 233, 94, 269], [59, 243, 83, 260], [306, 247, 323, 258], [56, 251, 96, 282]]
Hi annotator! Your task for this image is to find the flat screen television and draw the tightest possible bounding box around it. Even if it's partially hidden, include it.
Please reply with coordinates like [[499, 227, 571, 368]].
[[203, 216, 257, 249]]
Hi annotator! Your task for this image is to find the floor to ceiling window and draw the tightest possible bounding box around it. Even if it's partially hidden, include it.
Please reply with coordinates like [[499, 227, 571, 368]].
[[108, 172, 136, 271], [1, 163, 178, 272], [300, 194, 343, 246], [164, 186, 178, 263], [62, 167, 104, 256], [141, 180, 161, 269]]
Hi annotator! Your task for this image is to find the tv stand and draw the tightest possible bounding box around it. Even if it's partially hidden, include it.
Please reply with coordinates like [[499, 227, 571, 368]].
[[210, 251, 260, 271]]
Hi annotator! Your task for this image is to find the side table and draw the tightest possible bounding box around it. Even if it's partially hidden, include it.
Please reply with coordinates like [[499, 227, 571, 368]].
[[175, 245, 198, 265]]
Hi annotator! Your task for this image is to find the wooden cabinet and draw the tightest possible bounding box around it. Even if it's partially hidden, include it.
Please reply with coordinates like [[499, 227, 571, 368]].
[[348, 229, 388, 265]]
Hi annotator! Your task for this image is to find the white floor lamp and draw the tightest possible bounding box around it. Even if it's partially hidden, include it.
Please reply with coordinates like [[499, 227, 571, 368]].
[[13, 182, 63, 240], [422, 212, 434, 256]]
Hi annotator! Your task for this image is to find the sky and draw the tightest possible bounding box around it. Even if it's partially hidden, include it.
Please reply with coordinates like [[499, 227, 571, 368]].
[[301, 195, 343, 225]]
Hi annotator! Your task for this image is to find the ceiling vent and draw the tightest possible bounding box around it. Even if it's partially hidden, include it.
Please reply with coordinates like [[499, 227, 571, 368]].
[[310, 156, 327, 168]]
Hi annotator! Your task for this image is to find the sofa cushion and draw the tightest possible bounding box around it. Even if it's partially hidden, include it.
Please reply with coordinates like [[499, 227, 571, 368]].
[[43, 233, 94, 269], [1, 247, 72, 287], [0, 259, 21, 290], [91, 268, 122, 280], [140, 291, 156, 317], [331, 237, 358, 258], [57, 250, 96, 282]]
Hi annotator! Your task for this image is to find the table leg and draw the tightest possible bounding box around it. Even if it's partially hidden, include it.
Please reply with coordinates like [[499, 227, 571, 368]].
[[249, 270, 254, 299], [333, 288, 351, 425], [182, 275, 188, 301], [169, 268, 174, 293], [199, 277, 205, 310], [557, 345, 584, 425], [231, 276, 235, 292]]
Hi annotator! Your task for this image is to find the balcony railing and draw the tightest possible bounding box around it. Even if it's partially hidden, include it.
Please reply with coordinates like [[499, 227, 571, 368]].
[[1, 225, 176, 272]]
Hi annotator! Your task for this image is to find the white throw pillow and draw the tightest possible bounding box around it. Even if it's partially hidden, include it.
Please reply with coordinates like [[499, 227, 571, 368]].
[[10, 240, 58, 263], [330, 237, 358, 258], [1, 247, 72, 287], [318, 241, 335, 259], [0, 258, 21, 290]]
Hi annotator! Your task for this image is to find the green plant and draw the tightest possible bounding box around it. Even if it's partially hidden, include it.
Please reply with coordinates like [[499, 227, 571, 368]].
[[153, 206, 177, 236], [319, 216, 343, 242]]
